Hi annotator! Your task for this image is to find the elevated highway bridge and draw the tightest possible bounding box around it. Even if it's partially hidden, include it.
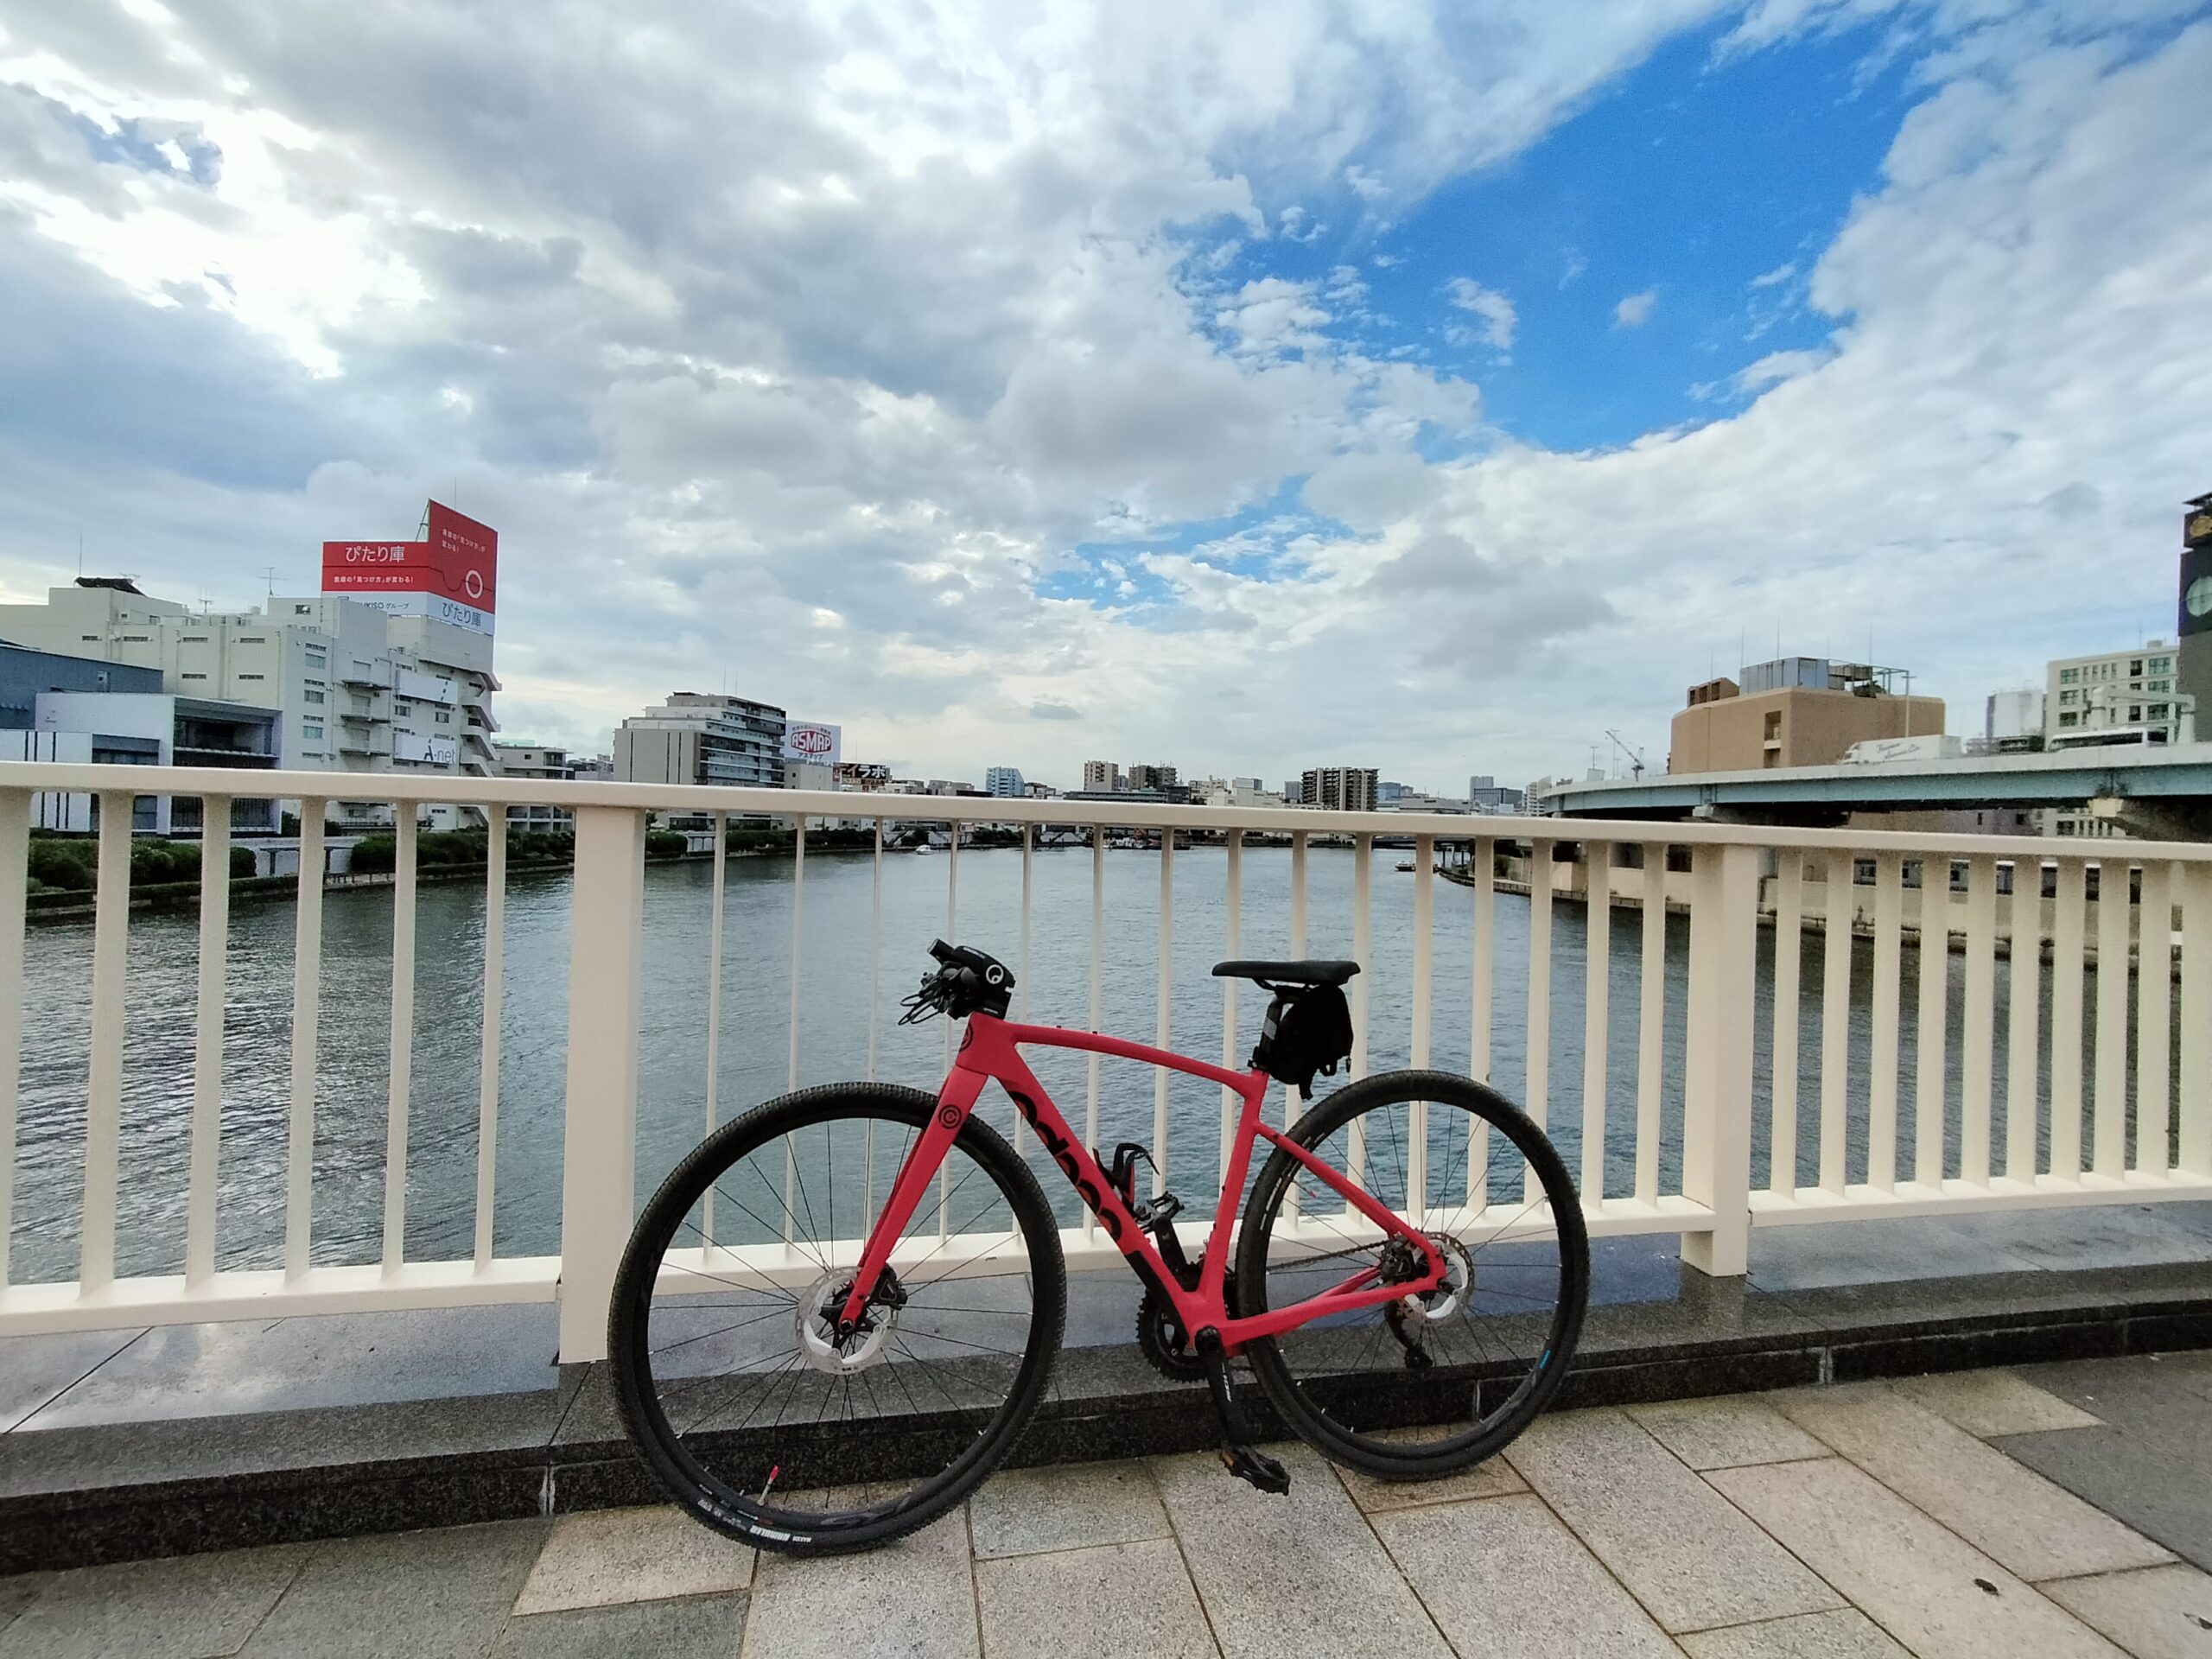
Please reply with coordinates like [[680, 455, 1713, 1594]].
[[1546, 741, 2212, 839]]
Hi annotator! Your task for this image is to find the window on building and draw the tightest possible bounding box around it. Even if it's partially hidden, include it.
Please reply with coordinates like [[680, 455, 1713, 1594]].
[[2152, 655, 2172, 671], [2129, 704, 2142, 721], [239, 672, 264, 681], [181, 671, 207, 680], [119, 634, 149, 643], [2129, 658, 2144, 676], [2150, 679, 2170, 692], [2151, 703, 2170, 719], [82, 633, 99, 642], [434, 710, 451, 724], [2059, 689, 2077, 705], [304, 689, 326, 704], [2060, 667, 2078, 683], [295, 605, 313, 615], [304, 648, 327, 668], [2058, 711, 2078, 727], [181, 634, 208, 643], [239, 636, 265, 645]]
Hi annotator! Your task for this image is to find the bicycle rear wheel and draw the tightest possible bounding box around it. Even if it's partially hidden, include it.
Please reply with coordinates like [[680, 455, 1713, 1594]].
[[609, 1084, 1065, 1553], [1235, 1070, 1587, 1478]]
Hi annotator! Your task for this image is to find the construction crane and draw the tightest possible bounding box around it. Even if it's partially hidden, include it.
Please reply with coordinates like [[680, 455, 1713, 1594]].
[[1605, 729, 1648, 781]]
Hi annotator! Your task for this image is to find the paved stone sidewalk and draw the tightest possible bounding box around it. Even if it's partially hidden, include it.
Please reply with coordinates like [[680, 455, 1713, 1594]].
[[3, 1354, 2210, 1657]]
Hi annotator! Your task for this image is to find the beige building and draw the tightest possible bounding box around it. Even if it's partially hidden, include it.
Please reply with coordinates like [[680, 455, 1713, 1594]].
[[1669, 658, 1944, 774], [1301, 767, 1378, 810], [2044, 639, 2190, 744], [492, 741, 575, 834], [0, 577, 497, 829]]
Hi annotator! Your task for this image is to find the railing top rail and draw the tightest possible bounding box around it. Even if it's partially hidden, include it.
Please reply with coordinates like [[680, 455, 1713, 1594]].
[[3, 761, 2210, 861]]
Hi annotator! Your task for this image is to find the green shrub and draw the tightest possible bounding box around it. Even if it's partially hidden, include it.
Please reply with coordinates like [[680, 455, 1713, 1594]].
[[231, 845, 257, 879], [645, 830, 689, 858]]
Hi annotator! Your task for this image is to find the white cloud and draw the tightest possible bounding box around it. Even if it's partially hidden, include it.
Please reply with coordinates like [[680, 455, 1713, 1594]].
[[0, 3, 2207, 792], [1750, 261, 1796, 288], [1443, 276, 1516, 350], [1613, 288, 1659, 327]]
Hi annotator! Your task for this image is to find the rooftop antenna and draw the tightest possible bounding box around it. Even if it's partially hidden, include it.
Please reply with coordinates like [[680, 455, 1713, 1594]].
[[259, 565, 280, 598], [77, 532, 84, 578]]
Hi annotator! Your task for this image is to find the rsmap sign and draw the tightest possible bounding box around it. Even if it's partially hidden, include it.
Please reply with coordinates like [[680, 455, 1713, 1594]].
[[781, 721, 841, 766]]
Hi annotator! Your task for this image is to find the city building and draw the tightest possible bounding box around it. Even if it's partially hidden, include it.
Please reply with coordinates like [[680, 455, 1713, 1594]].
[[0, 639, 162, 728], [1204, 778, 1285, 809], [613, 693, 786, 790], [985, 766, 1027, 798], [15, 690, 280, 833], [1467, 774, 1527, 813], [1377, 791, 1469, 814], [1669, 658, 1945, 774], [1985, 690, 2046, 751], [0, 536, 499, 831], [2044, 640, 2192, 745], [1126, 763, 1178, 792], [1376, 780, 1409, 803], [1301, 767, 1379, 811], [492, 740, 576, 833], [1081, 760, 1122, 792]]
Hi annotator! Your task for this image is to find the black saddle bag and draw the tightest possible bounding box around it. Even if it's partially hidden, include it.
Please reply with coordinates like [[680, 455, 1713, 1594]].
[[1252, 984, 1355, 1096]]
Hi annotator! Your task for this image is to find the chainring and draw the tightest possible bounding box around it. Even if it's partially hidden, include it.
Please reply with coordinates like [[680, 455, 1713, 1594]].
[[1135, 1278, 1230, 1382]]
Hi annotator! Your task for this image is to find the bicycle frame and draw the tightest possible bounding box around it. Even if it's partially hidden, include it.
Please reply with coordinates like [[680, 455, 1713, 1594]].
[[838, 1011, 1447, 1355]]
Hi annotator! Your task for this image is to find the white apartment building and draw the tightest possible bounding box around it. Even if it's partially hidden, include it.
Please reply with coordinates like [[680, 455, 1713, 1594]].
[[2045, 640, 2190, 743], [2044, 639, 2196, 839], [985, 766, 1026, 798], [0, 578, 497, 829], [492, 741, 576, 833], [1081, 760, 1122, 792]]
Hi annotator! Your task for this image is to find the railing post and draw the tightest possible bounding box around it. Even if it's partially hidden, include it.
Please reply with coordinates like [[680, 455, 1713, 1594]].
[[1681, 840, 1759, 1277], [557, 804, 646, 1363]]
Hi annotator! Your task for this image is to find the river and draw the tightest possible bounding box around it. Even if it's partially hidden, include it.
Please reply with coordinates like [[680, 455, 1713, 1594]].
[[7, 844, 2153, 1283]]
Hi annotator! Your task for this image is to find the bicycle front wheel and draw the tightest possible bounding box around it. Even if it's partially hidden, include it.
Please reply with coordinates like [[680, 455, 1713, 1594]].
[[609, 1084, 1066, 1554], [1236, 1070, 1587, 1479]]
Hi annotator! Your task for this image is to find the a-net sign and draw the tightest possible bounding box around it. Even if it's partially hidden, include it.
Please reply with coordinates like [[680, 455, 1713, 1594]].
[[321, 501, 499, 636]]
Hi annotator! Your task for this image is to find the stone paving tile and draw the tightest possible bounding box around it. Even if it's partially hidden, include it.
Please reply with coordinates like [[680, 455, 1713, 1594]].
[[1678, 1610, 1910, 1657], [1892, 1369, 2103, 1437], [1626, 1395, 1828, 1470], [969, 1460, 1168, 1557], [976, 1538, 1216, 1659], [0, 1329, 144, 1431], [492, 1592, 746, 1658], [238, 1519, 548, 1658], [1373, 1491, 1679, 1657], [740, 1504, 976, 1658], [513, 1504, 754, 1614], [2038, 1562, 2212, 1659], [1330, 1430, 1528, 1513], [1768, 1383, 2170, 1580], [1504, 1408, 1842, 1633], [1708, 1457, 2124, 1659], [1150, 1442, 1451, 1659], [0, 1542, 312, 1659], [0, 1574, 47, 1637], [1996, 1424, 2212, 1574]]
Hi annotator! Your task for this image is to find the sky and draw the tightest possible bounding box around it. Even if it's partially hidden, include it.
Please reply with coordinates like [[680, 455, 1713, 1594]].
[[1, 1, 2209, 795]]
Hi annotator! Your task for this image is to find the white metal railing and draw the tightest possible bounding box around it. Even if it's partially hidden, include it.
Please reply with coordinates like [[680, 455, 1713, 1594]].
[[0, 762, 2208, 1363]]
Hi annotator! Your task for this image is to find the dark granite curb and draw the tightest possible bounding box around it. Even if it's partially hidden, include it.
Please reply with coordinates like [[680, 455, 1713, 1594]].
[[3, 1262, 2208, 1573]]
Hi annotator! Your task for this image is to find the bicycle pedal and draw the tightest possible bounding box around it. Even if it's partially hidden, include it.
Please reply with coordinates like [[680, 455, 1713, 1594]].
[[1219, 1444, 1290, 1496], [1129, 1190, 1181, 1229]]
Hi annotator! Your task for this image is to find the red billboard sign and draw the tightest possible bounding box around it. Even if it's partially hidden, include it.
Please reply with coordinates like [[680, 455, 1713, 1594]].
[[321, 500, 498, 635]]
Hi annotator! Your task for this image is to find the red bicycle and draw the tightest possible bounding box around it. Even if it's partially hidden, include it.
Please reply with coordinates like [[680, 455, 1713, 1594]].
[[612, 940, 1588, 1553]]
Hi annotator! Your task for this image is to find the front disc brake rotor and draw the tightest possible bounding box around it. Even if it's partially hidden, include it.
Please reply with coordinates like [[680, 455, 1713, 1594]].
[[795, 1272, 894, 1375]]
